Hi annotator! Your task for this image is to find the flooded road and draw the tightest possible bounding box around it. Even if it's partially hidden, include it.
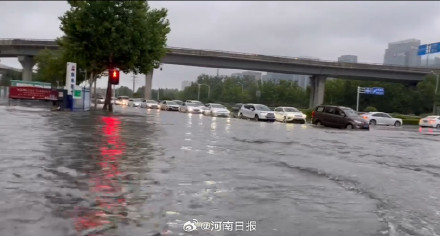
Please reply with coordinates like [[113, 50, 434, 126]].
[[1, 105, 440, 236]]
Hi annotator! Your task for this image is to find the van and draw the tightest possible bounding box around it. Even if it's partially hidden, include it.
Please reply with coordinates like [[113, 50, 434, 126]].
[[312, 105, 369, 129]]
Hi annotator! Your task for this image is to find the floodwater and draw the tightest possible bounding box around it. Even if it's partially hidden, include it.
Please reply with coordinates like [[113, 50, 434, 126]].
[[0, 105, 440, 236]]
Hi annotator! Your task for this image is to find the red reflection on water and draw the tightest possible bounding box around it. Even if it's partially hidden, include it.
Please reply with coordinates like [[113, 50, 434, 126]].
[[74, 116, 127, 235]]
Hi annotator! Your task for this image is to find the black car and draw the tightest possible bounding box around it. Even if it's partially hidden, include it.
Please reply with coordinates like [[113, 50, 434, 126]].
[[312, 105, 369, 130]]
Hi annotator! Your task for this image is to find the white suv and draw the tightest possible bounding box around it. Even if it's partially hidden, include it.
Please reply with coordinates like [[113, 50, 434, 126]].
[[238, 104, 275, 121]]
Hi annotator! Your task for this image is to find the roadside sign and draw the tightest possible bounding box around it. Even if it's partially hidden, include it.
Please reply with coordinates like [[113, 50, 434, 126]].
[[372, 87, 384, 95], [65, 62, 77, 95], [73, 89, 82, 99], [364, 88, 372, 94], [418, 44, 428, 56], [10, 80, 51, 89], [418, 42, 440, 56]]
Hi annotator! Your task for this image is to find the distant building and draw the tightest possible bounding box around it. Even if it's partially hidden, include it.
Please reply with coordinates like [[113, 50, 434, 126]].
[[384, 39, 421, 67], [338, 55, 358, 63], [181, 80, 192, 90]]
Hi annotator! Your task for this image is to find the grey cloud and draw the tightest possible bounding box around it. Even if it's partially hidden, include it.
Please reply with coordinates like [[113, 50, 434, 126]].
[[2, 1, 440, 90]]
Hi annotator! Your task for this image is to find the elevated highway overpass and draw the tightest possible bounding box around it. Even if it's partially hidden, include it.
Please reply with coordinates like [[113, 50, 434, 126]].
[[0, 38, 435, 107]]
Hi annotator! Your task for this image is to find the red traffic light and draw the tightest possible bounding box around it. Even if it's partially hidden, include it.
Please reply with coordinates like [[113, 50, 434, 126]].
[[109, 68, 119, 85]]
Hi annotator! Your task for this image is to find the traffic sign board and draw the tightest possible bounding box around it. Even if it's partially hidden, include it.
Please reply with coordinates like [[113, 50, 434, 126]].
[[418, 42, 440, 55], [372, 87, 384, 95]]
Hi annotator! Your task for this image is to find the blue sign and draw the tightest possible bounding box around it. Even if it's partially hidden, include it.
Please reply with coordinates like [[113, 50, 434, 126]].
[[418, 42, 440, 55], [372, 87, 384, 95], [418, 44, 427, 56], [364, 88, 372, 94]]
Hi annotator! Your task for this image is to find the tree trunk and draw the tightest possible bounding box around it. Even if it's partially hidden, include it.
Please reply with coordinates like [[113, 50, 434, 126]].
[[103, 75, 113, 112]]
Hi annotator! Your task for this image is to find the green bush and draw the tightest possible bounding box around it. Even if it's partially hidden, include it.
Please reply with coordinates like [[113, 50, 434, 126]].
[[402, 118, 420, 125], [300, 108, 314, 122], [364, 106, 378, 112]]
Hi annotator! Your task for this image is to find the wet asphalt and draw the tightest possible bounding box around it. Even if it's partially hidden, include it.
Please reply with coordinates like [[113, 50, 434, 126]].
[[0, 104, 440, 236]]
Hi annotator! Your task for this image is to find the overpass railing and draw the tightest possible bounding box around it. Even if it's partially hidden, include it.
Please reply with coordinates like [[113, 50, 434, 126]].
[[167, 46, 437, 73]]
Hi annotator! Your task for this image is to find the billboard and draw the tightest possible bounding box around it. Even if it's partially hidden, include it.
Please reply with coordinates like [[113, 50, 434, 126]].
[[9, 86, 57, 100]]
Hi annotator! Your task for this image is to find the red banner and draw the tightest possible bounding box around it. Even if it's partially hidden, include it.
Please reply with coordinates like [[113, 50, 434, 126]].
[[9, 86, 58, 100]]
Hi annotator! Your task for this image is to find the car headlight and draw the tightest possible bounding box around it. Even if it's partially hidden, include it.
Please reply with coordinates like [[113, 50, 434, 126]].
[[260, 112, 267, 115], [188, 107, 193, 111], [354, 120, 362, 124]]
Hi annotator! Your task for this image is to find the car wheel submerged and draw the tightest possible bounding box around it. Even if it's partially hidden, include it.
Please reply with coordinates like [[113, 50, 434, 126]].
[[394, 121, 402, 127], [238, 113, 243, 119], [315, 120, 322, 126], [346, 124, 354, 129], [254, 115, 259, 121], [436, 124, 440, 129], [369, 119, 376, 125]]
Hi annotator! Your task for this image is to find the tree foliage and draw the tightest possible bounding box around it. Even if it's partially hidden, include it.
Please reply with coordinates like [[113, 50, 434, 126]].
[[59, 0, 170, 111]]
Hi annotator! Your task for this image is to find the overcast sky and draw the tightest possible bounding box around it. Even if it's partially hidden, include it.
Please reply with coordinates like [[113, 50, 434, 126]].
[[1, 1, 440, 90]]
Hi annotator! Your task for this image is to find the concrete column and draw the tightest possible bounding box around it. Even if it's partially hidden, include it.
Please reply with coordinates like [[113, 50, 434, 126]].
[[18, 56, 35, 81], [309, 75, 326, 108], [145, 70, 153, 100]]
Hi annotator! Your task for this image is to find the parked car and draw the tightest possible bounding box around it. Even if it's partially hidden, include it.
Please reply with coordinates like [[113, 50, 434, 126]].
[[141, 100, 159, 109], [274, 106, 306, 123], [185, 100, 207, 112], [160, 100, 180, 111], [238, 104, 275, 121], [179, 102, 202, 113], [97, 96, 105, 104], [361, 112, 403, 127], [419, 115, 440, 128], [128, 98, 142, 107], [115, 96, 129, 105], [312, 105, 369, 130], [203, 103, 231, 117], [173, 100, 183, 106]]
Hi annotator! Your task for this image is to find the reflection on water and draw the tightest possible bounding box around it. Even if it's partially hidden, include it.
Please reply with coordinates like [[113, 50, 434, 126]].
[[74, 117, 127, 235]]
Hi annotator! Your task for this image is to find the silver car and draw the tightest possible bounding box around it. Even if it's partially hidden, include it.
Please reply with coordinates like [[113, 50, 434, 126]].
[[128, 98, 142, 107]]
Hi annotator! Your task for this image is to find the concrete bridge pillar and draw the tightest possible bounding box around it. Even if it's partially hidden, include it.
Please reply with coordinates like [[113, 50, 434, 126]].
[[18, 56, 35, 81], [309, 75, 326, 108], [144, 71, 153, 100]]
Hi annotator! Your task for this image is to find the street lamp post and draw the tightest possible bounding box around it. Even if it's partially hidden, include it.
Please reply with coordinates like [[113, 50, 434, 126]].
[[431, 71, 439, 114], [197, 83, 210, 101]]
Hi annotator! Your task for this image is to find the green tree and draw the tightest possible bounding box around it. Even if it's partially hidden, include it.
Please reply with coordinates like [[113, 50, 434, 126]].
[[34, 49, 88, 87], [115, 86, 133, 97], [59, 0, 170, 111]]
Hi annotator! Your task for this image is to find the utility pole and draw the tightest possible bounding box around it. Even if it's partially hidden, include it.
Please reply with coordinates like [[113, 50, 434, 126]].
[[132, 73, 136, 96], [431, 71, 439, 114]]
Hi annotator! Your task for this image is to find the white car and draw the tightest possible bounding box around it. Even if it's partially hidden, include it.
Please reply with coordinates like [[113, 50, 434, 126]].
[[361, 112, 402, 126], [274, 106, 306, 123], [160, 100, 180, 111], [115, 96, 129, 105], [238, 104, 275, 121], [203, 103, 230, 117], [186, 100, 207, 112], [97, 96, 105, 104], [141, 100, 159, 109], [419, 116, 440, 128], [179, 102, 202, 113], [128, 98, 142, 107]]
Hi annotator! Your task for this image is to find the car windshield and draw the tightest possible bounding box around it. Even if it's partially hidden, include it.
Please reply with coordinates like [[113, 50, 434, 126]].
[[342, 108, 359, 117], [186, 103, 196, 107], [167, 101, 177, 105], [194, 102, 204, 106], [284, 107, 299, 112], [146, 100, 157, 103], [134, 99, 142, 102], [255, 105, 271, 111], [211, 104, 224, 108]]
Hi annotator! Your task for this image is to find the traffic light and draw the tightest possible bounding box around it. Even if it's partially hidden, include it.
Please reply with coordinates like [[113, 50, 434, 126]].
[[109, 68, 120, 85]]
